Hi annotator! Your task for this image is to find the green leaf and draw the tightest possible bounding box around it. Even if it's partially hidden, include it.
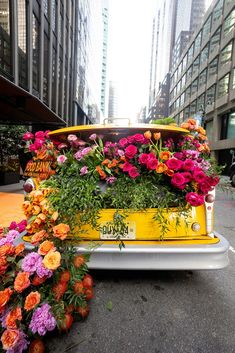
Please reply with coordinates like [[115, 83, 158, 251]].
[[106, 300, 113, 311]]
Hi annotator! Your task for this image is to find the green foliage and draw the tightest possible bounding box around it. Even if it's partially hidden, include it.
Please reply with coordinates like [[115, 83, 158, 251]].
[[0, 124, 27, 165], [151, 117, 176, 125]]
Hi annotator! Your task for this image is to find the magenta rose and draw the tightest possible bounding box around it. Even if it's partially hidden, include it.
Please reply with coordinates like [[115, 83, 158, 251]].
[[138, 153, 149, 164], [166, 158, 183, 171], [146, 156, 158, 170], [199, 180, 212, 194], [171, 173, 186, 187], [29, 144, 36, 152], [34, 138, 45, 149], [132, 134, 145, 144], [122, 162, 133, 172], [193, 169, 206, 183], [125, 145, 138, 159], [23, 132, 34, 140], [127, 136, 135, 144], [173, 152, 184, 160], [35, 131, 45, 139], [128, 166, 140, 178], [118, 138, 128, 148], [207, 175, 220, 186], [186, 192, 204, 206], [182, 159, 195, 171], [181, 172, 192, 183]]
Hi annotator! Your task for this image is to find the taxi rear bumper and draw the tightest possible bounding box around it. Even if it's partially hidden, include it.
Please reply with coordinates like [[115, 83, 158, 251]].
[[74, 232, 229, 270]]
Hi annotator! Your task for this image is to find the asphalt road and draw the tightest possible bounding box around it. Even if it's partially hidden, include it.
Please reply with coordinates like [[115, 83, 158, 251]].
[[46, 186, 235, 353]]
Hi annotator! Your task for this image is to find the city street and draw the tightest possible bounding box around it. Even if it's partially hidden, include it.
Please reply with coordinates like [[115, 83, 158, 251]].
[[43, 185, 235, 353]]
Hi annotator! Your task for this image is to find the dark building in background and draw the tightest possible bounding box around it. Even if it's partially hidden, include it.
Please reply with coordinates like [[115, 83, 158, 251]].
[[147, 73, 170, 122], [0, 0, 104, 128], [172, 31, 193, 69]]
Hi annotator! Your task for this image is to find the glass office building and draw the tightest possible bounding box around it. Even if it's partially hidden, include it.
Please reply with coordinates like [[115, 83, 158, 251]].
[[0, 0, 104, 127], [169, 0, 235, 168]]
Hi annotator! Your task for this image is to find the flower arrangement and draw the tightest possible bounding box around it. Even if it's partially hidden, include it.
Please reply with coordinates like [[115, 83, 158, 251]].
[[35, 118, 221, 244]]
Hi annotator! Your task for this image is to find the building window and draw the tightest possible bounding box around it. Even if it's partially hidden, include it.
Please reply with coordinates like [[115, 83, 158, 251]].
[[223, 9, 235, 37], [42, 0, 49, 17], [212, 0, 223, 24], [18, 0, 27, 88], [192, 56, 200, 76], [176, 81, 181, 95], [190, 100, 197, 115], [185, 85, 191, 101], [205, 120, 213, 140], [43, 32, 49, 104], [181, 74, 186, 89], [194, 31, 202, 52], [199, 68, 207, 87], [218, 73, 230, 98], [32, 13, 40, 95], [186, 66, 192, 81], [210, 27, 221, 54], [200, 44, 209, 66], [191, 78, 198, 95], [180, 92, 185, 106], [0, 0, 11, 76], [208, 57, 218, 79], [176, 97, 180, 109], [197, 93, 205, 111], [233, 68, 235, 89], [220, 41, 233, 66], [182, 54, 187, 71], [52, 47, 56, 110], [184, 106, 190, 119], [227, 113, 235, 139], [188, 44, 194, 62], [206, 84, 216, 104], [202, 15, 211, 39]]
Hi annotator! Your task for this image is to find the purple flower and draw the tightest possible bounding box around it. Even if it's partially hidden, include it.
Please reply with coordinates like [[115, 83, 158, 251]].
[[81, 147, 92, 156], [106, 177, 116, 184], [36, 257, 53, 278], [89, 133, 97, 140], [74, 150, 83, 161], [0, 230, 19, 246], [21, 252, 41, 274], [80, 166, 88, 176], [29, 303, 57, 336], [57, 155, 67, 165]]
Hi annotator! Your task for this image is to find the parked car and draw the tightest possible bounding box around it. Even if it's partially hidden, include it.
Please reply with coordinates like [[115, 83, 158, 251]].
[[22, 123, 229, 270]]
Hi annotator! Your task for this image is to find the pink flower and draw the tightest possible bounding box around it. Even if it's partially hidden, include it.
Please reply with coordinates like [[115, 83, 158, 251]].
[[106, 176, 116, 184], [171, 173, 186, 187], [57, 155, 67, 165], [29, 144, 37, 152], [166, 158, 183, 171], [182, 159, 195, 171], [181, 172, 192, 183], [186, 192, 204, 206], [67, 134, 78, 142], [199, 181, 212, 194], [35, 131, 45, 139], [89, 133, 97, 140], [193, 169, 206, 183], [132, 134, 145, 144], [128, 167, 140, 178], [173, 152, 184, 160], [124, 145, 138, 159], [44, 130, 51, 138], [58, 143, 68, 150], [80, 166, 88, 175], [138, 153, 149, 164], [146, 156, 158, 170], [207, 175, 220, 186], [34, 138, 45, 149], [122, 162, 133, 172], [23, 132, 34, 140]]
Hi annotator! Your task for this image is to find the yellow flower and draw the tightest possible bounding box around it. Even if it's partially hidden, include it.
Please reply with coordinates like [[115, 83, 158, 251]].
[[43, 251, 61, 270], [144, 131, 152, 139]]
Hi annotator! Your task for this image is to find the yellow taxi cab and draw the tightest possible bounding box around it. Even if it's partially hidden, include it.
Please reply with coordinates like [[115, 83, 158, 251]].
[[23, 122, 229, 270]]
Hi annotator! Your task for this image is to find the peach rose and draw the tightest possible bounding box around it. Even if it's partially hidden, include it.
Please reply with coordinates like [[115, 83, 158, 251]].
[[14, 272, 30, 293], [43, 251, 61, 270], [15, 243, 25, 256], [53, 223, 70, 240], [5, 307, 22, 329], [24, 291, 41, 311], [0, 244, 15, 257], [31, 230, 48, 245], [51, 211, 59, 222], [159, 151, 171, 161], [165, 169, 174, 177], [156, 162, 168, 174], [0, 288, 13, 313], [1, 329, 20, 350], [38, 240, 56, 256], [153, 132, 161, 140], [144, 130, 152, 139]]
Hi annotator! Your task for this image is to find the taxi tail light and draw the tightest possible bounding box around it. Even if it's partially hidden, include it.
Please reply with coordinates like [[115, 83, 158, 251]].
[[205, 194, 215, 203]]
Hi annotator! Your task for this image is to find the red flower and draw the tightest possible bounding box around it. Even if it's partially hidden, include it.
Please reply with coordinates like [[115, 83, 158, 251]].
[[124, 145, 138, 159], [138, 153, 149, 164], [193, 169, 206, 183], [171, 173, 186, 188], [132, 134, 145, 144], [182, 159, 195, 171], [119, 138, 128, 148], [128, 167, 140, 179], [166, 158, 183, 171], [186, 192, 204, 206]]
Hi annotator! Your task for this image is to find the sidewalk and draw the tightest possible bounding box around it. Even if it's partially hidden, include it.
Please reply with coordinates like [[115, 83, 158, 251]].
[[0, 181, 25, 228]]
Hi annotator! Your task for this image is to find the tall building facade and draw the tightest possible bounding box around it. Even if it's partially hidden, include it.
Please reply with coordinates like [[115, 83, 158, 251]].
[[0, 0, 104, 127], [100, 0, 109, 118], [148, 0, 205, 121], [169, 0, 235, 171], [108, 80, 118, 121]]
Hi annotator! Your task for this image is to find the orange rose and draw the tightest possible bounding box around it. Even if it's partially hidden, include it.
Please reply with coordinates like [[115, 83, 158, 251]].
[[156, 163, 168, 174], [1, 329, 20, 350], [14, 272, 30, 293], [165, 169, 174, 177], [0, 244, 15, 257], [187, 118, 196, 125], [38, 240, 56, 255], [24, 291, 41, 311], [159, 151, 171, 161], [144, 130, 152, 139], [95, 166, 107, 179], [181, 122, 190, 130], [31, 205, 41, 215], [197, 126, 206, 135], [153, 132, 161, 140], [198, 133, 207, 141], [5, 307, 22, 329], [0, 256, 7, 267], [53, 223, 70, 240], [51, 211, 59, 222], [0, 288, 13, 313], [43, 251, 61, 270], [31, 230, 48, 245], [15, 243, 25, 256]]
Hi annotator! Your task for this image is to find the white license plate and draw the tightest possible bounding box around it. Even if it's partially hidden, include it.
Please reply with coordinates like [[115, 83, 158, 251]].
[[100, 221, 136, 240]]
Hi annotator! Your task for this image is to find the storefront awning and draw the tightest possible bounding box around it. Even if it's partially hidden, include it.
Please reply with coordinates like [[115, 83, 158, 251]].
[[0, 75, 66, 126]]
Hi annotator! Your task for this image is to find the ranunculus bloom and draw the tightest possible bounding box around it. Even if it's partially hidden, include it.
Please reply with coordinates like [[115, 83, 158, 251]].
[[119, 137, 128, 148], [138, 153, 149, 164], [181, 172, 192, 183], [14, 272, 31, 293], [182, 159, 195, 171], [35, 131, 45, 139], [15, 243, 25, 255], [23, 132, 34, 140], [166, 158, 183, 171], [128, 166, 140, 178], [67, 134, 78, 142], [132, 134, 145, 144], [58, 143, 68, 150], [122, 162, 133, 172], [0, 244, 15, 257], [1, 329, 20, 350], [146, 155, 158, 170], [43, 251, 61, 270], [206, 175, 220, 186], [5, 307, 22, 329], [89, 133, 97, 140], [31, 230, 48, 245], [24, 291, 41, 311], [186, 192, 204, 206], [124, 145, 138, 159], [171, 173, 186, 187], [0, 288, 13, 313], [57, 155, 67, 165], [53, 223, 70, 240], [38, 240, 56, 256], [193, 169, 206, 183], [153, 132, 161, 140], [80, 166, 88, 175]]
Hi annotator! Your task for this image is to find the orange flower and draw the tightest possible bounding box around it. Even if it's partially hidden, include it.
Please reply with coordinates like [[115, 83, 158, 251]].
[[165, 169, 174, 177], [187, 118, 196, 125], [153, 132, 161, 140], [1, 329, 20, 350], [144, 130, 152, 139], [24, 291, 41, 311], [198, 143, 210, 153], [5, 307, 22, 329], [198, 133, 207, 141], [32, 274, 47, 286], [22, 201, 32, 217], [156, 163, 168, 174], [31, 205, 41, 215], [43, 250, 61, 270], [51, 211, 59, 222], [31, 230, 48, 245], [38, 240, 56, 255], [0, 244, 15, 257], [14, 272, 30, 293], [15, 243, 25, 256], [159, 151, 171, 161], [0, 288, 13, 313], [197, 126, 206, 135], [0, 256, 7, 267], [181, 122, 190, 130], [53, 223, 70, 240], [95, 166, 107, 179], [101, 159, 110, 165]]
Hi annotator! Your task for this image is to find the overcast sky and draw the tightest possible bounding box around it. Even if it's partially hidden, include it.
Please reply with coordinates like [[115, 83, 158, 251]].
[[107, 0, 213, 121]]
